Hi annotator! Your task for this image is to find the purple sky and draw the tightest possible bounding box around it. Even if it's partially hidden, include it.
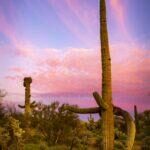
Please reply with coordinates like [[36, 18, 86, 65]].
[[0, 0, 150, 114]]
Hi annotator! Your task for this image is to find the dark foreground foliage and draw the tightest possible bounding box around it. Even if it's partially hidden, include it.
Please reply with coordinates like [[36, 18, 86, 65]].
[[0, 98, 149, 149]]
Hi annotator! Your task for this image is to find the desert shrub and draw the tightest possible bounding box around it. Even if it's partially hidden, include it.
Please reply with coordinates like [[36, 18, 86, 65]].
[[31, 102, 80, 146], [24, 143, 40, 150], [49, 145, 68, 150], [114, 140, 126, 150], [141, 136, 150, 150], [24, 142, 49, 150], [0, 127, 10, 149]]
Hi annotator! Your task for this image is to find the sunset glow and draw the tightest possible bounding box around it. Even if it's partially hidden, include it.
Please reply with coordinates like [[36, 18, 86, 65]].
[[0, 0, 149, 113]]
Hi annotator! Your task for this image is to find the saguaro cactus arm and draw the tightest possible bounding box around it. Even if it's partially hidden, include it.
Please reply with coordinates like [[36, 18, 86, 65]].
[[134, 105, 139, 133], [30, 101, 38, 108], [31, 101, 36, 105], [18, 105, 25, 109], [64, 103, 135, 150], [114, 106, 136, 150], [63, 105, 100, 114], [93, 92, 109, 110], [18, 101, 37, 109]]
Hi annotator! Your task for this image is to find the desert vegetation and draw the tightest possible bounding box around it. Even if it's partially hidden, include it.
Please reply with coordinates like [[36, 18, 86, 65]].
[[0, 90, 149, 149], [0, 0, 149, 150]]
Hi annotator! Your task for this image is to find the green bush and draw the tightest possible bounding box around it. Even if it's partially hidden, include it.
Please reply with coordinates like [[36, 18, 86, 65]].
[[24, 142, 49, 150], [24, 144, 39, 150], [114, 141, 126, 150], [49, 145, 68, 150]]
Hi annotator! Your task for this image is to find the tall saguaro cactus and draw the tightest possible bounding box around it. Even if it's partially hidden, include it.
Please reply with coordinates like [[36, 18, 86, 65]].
[[100, 0, 114, 148], [18, 77, 37, 130], [65, 0, 114, 149], [63, 0, 135, 149]]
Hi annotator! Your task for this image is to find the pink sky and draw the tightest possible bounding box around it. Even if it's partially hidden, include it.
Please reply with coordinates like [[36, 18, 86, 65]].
[[0, 0, 149, 113]]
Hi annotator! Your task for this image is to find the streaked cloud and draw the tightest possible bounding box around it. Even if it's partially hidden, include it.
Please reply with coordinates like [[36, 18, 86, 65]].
[[5, 44, 149, 96], [110, 0, 126, 34], [48, 0, 99, 46]]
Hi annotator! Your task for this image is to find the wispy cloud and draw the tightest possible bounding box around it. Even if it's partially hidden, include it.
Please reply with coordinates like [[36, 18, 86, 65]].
[[48, 0, 98, 46], [32, 48, 101, 94], [9, 67, 23, 73], [110, 0, 125, 31], [0, 3, 34, 57], [64, 0, 98, 33], [5, 44, 149, 111], [5, 44, 149, 96]]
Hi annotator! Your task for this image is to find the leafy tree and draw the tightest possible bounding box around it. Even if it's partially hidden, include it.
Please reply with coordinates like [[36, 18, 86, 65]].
[[31, 102, 80, 147]]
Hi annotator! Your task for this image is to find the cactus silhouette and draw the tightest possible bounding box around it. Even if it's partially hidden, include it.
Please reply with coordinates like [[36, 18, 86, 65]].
[[134, 105, 139, 133], [18, 77, 37, 131], [63, 0, 135, 149]]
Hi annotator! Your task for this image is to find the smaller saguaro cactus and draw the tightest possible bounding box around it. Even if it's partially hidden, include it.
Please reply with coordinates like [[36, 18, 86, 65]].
[[18, 77, 37, 130], [134, 105, 139, 133]]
